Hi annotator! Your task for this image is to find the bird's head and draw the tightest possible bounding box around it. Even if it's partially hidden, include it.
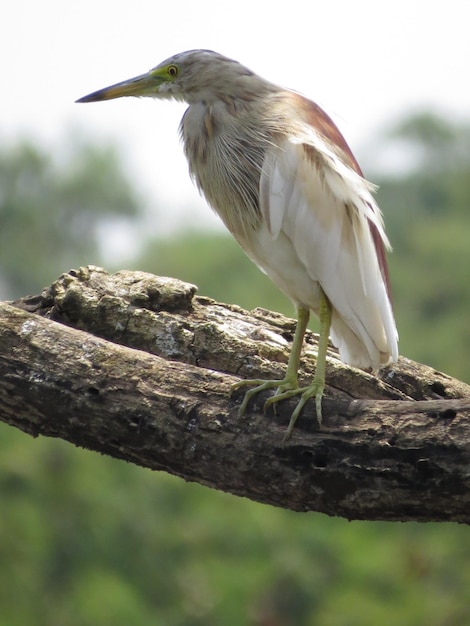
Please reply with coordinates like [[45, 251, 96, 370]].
[[76, 50, 273, 105]]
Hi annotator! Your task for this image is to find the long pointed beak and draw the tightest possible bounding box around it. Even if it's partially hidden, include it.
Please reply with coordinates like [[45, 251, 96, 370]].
[[76, 70, 162, 103]]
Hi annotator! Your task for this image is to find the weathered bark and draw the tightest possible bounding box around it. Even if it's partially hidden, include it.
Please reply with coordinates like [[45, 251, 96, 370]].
[[1, 266, 469, 522]]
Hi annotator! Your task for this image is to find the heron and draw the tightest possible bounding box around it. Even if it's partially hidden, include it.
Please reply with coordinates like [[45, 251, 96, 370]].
[[77, 50, 398, 439]]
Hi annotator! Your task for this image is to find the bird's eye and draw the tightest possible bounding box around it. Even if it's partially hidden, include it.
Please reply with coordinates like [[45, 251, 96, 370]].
[[167, 65, 179, 78]]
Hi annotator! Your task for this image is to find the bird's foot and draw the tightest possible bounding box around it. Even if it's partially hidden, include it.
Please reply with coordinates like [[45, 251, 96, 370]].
[[232, 376, 324, 441], [276, 380, 324, 441], [232, 377, 296, 417]]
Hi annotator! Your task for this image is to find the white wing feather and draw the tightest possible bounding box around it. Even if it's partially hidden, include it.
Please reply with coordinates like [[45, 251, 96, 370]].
[[256, 132, 398, 370]]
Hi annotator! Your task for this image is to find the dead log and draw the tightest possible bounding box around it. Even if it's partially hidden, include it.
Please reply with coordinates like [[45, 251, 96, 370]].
[[1, 266, 469, 522]]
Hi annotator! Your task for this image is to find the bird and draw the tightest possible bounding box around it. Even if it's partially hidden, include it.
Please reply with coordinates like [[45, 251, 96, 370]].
[[77, 49, 398, 439]]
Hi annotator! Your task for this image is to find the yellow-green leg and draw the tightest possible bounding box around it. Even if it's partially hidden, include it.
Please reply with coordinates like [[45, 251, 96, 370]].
[[233, 305, 310, 416], [233, 289, 332, 439], [282, 291, 332, 439]]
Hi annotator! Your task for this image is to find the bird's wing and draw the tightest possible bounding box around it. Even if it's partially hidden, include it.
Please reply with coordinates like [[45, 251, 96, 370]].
[[259, 96, 398, 369]]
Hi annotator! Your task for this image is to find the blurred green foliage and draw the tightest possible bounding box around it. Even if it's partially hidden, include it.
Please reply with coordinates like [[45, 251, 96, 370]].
[[371, 112, 470, 380], [0, 132, 141, 298], [1, 113, 470, 625]]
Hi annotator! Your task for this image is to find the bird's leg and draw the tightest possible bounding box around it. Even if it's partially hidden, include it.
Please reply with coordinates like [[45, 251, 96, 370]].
[[232, 291, 332, 440], [264, 305, 310, 402], [281, 291, 332, 440], [233, 306, 309, 417]]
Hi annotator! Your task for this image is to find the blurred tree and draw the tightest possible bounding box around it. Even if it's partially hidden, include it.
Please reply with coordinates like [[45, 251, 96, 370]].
[[387, 111, 470, 177], [0, 132, 142, 298], [368, 111, 470, 381]]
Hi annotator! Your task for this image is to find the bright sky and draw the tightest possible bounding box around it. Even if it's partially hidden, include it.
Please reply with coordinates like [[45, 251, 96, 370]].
[[4, 0, 470, 233]]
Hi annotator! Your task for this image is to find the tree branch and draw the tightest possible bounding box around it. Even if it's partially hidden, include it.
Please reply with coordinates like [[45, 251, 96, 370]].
[[2, 266, 469, 522]]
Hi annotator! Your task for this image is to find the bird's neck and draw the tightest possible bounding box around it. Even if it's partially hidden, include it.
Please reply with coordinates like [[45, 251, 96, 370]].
[[180, 99, 272, 243]]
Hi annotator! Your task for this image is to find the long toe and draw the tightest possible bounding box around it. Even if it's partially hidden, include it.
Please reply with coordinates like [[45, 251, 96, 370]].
[[232, 378, 296, 417], [283, 381, 325, 441]]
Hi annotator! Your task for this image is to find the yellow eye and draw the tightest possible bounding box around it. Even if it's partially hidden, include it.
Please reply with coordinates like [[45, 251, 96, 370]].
[[167, 64, 179, 78]]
